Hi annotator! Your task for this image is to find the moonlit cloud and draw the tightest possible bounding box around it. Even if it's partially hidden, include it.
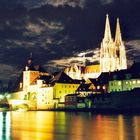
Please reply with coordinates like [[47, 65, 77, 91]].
[[23, 20, 64, 36], [39, 19, 64, 30], [45, 47, 100, 72], [46, 0, 86, 8], [125, 40, 140, 65], [25, 23, 44, 35], [6, 39, 35, 48], [15, 0, 86, 9], [125, 40, 140, 51]]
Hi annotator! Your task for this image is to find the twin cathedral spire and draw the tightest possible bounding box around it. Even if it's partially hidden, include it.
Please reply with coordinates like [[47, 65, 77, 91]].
[[100, 14, 127, 72]]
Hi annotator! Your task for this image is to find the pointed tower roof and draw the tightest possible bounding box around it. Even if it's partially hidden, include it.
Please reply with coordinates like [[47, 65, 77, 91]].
[[25, 52, 35, 70], [115, 18, 123, 46], [104, 14, 112, 41]]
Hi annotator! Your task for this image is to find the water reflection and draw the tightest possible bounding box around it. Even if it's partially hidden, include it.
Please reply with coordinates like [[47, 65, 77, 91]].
[[0, 112, 11, 140], [0, 111, 140, 140]]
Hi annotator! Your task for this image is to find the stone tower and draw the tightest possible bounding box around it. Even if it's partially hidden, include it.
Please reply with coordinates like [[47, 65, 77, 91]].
[[23, 54, 40, 92], [114, 18, 127, 70], [100, 14, 115, 72], [100, 14, 127, 72]]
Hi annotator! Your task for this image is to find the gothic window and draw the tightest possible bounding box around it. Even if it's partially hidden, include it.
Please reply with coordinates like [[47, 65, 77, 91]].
[[103, 86, 106, 89]]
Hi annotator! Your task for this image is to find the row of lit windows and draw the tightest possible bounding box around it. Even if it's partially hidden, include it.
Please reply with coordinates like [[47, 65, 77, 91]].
[[110, 80, 140, 86], [97, 85, 106, 90], [110, 81, 121, 86], [110, 89, 121, 92], [125, 80, 140, 85], [61, 85, 78, 88], [59, 91, 75, 94]]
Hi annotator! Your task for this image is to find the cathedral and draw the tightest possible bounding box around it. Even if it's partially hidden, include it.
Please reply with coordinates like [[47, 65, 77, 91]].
[[100, 14, 127, 72], [64, 14, 127, 80]]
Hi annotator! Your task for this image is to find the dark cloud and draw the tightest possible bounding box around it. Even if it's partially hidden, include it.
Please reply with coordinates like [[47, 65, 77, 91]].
[[0, 0, 87, 10]]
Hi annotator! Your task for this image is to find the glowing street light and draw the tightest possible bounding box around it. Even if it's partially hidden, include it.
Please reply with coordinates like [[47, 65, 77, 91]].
[[0, 95, 3, 99]]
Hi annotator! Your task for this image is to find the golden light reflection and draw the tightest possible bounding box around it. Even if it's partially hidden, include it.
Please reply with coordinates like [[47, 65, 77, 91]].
[[11, 111, 55, 140], [118, 115, 124, 140], [69, 113, 84, 140], [1, 112, 140, 140], [133, 116, 140, 140]]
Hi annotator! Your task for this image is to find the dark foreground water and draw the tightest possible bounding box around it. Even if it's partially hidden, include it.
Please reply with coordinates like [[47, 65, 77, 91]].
[[0, 111, 140, 140]]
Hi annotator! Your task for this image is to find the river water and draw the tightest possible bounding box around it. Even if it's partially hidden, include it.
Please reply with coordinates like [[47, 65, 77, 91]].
[[0, 111, 140, 140]]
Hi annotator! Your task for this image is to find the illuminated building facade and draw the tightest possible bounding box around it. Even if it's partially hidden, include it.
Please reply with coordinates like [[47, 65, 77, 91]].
[[100, 14, 127, 72], [13, 55, 54, 110], [83, 65, 101, 80], [109, 62, 140, 92], [53, 72, 81, 106], [64, 64, 101, 80], [65, 15, 127, 80], [37, 85, 54, 110], [64, 64, 81, 80]]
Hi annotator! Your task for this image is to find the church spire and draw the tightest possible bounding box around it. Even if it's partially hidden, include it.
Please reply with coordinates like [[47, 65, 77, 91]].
[[114, 18, 123, 46], [114, 18, 127, 70], [104, 14, 112, 41], [100, 15, 127, 72]]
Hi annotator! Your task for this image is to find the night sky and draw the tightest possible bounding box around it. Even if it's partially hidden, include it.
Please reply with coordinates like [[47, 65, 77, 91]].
[[0, 0, 140, 84]]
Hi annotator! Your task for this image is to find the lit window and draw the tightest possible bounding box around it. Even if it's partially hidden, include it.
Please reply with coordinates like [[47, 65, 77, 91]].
[[118, 81, 121, 85], [97, 86, 100, 89], [137, 80, 140, 84], [133, 81, 136, 84], [126, 81, 128, 84], [103, 86, 106, 89], [20, 83, 23, 88]]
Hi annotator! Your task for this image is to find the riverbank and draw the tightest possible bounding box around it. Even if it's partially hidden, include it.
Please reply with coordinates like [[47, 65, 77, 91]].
[[29, 108, 140, 115]]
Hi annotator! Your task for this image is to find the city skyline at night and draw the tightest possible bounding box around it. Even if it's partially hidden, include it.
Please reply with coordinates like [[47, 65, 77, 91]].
[[0, 2, 140, 139]]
